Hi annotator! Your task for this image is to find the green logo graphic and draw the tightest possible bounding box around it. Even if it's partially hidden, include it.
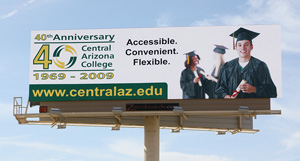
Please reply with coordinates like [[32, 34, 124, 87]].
[[53, 45, 77, 69]]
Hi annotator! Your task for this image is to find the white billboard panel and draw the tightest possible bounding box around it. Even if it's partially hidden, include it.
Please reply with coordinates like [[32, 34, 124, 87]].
[[29, 25, 281, 101]]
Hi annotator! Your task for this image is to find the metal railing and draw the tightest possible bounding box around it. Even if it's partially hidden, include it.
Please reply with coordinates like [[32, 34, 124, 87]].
[[13, 97, 28, 115]]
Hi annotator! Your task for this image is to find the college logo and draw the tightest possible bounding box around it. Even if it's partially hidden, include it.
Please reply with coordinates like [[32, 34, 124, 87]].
[[53, 45, 77, 69]]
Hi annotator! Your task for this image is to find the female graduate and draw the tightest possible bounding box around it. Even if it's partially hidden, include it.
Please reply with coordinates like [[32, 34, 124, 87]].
[[180, 51, 209, 99], [206, 45, 228, 98]]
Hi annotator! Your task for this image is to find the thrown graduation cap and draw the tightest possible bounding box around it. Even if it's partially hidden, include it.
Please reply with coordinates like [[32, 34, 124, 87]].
[[184, 50, 199, 65], [213, 45, 228, 54], [230, 27, 260, 49]]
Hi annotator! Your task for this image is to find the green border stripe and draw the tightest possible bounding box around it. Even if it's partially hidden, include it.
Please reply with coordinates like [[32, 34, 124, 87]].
[[29, 83, 168, 102]]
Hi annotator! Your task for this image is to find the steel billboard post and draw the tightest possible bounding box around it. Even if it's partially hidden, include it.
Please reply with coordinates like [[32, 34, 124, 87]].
[[144, 116, 160, 161]]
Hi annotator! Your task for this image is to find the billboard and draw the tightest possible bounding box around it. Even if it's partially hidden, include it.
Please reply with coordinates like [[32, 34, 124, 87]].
[[29, 25, 281, 102]]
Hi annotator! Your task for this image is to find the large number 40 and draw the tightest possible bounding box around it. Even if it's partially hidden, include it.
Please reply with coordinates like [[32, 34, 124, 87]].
[[33, 45, 52, 69]]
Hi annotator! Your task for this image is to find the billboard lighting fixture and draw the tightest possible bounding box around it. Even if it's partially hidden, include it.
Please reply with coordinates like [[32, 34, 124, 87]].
[[173, 107, 188, 120], [171, 127, 181, 133], [216, 131, 226, 135], [50, 108, 62, 114], [239, 106, 249, 112], [173, 106, 183, 113], [112, 107, 122, 114], [111, 124, 121, 131], [57, 123, 66, 129]]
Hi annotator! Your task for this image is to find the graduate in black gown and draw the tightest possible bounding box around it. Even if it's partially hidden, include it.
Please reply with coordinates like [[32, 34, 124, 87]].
[[180, 51, 209, 99], [215, 27, 277, 98], [206, 45, 228, 98]]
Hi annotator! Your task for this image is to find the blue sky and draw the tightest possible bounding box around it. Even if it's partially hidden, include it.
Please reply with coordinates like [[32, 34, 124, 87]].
[[1, 0, 300, 161]]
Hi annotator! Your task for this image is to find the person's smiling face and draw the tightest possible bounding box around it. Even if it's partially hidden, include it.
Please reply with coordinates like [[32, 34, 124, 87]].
[[236, 40, 253, 59], [191, 55, 199, 65]]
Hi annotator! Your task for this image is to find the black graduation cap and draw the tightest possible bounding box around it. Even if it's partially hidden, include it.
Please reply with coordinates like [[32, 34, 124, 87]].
[[213, 45, 228, 54], [184, 51, 200, 65], [230, 27, 260, 49]]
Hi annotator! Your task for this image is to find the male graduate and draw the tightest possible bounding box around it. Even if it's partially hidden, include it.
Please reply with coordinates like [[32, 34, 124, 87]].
[[215, 27, 277, 98]]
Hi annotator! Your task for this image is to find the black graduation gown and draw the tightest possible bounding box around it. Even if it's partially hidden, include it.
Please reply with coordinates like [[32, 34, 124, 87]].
[[215, 56, 277, 98], [180, 67, 209, 99]]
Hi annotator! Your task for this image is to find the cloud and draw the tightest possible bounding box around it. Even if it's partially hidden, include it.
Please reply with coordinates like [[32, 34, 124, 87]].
[[108, 138, 232, 161], [272, 99, 300, 123], [191, 0, 300, 53], [28, 0, 37, 4], [1, 9, 18, 19], [0, 102, 13, 120], [0, 136, 234, 161], [0, 139, 78, 154], [1, 0, 38, 19], [109, 139, 143, 159], [0, 135, 30, 141], [281, 131, 300, 150], [161, 152, 232, 161], [156, 13, 171, 27], [246, 0, 264, 9], [271, 99, 300, 151], [191, 19, 214, 27], [0, 135, 115, 161], [23, 0, 37, 7]]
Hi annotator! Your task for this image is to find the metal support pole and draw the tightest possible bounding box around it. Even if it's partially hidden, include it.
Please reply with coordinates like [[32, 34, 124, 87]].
[[144, 116, 160, 161]]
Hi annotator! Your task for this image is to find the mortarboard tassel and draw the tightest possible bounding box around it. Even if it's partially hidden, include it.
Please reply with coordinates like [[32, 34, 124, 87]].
[[233, 32, 235, 50], [187, 53, 189, 65]]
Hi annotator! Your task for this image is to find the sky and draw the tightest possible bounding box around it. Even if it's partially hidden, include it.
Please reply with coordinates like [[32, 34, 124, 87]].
[[0, 0, 300, 161]]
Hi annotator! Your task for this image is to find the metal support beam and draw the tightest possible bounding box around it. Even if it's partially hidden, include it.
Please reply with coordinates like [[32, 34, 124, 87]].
[[13, 109, 280, 134], [49, 108, 66, 129], [171, 116, 183, 133], [112, 107, 122, 131], [238, 116, 242, 129], [173, 106, 188, 120], [144, 116, 160, 161]]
